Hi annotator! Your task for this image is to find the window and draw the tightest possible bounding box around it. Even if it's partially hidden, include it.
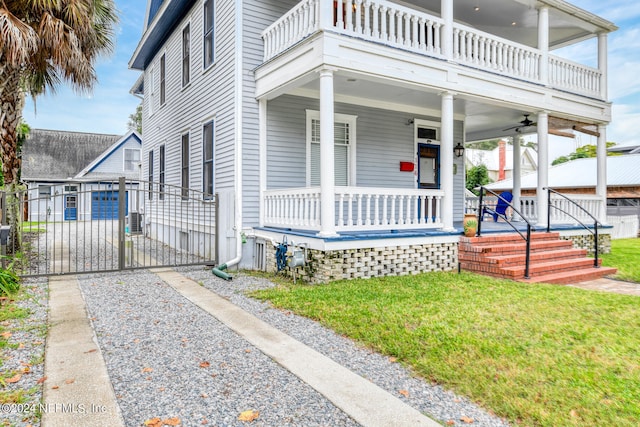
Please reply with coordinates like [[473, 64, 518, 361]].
[[203, 0, 214, 67], [159, 144, 165, 200], [64, 185, 78, 192], [148, 150, 154, 200], [124, 148, 141, 171], [38, 185, 51, 199], [181, 134, 190, 199], [160, 54, 166, 105], [149, 68, 155, 115], [202, 121, 214, 199], [307, 111, 356, 186], [182, 24, 190, 86]]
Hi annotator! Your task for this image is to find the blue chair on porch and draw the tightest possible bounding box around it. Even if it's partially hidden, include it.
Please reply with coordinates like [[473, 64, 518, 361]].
[[483, 191, 513, 222]]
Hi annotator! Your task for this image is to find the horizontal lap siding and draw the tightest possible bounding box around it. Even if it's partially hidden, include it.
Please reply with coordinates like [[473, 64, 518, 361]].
[[267, 95, 465, 194], [142, 0, 236, 198]]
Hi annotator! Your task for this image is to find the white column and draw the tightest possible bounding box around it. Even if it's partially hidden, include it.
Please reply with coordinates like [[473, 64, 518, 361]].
[[318, 0, 333, 29], [596, 124, 608, 224], [258, 98, 267, 227], [536, 111, 549, 226], [598, 33, 608, 100], [441, 0, 453, 60], [512, 133, 521, 220], [441, 91, 455, 231], [318, 68, 337, 237], [538, 6, 549, 85]]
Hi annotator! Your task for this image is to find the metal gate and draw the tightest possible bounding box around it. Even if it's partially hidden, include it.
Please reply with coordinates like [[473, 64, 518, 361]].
[[3, 178, 218, 277]]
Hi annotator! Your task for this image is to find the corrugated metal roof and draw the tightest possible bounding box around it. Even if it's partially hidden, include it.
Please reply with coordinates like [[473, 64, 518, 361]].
[[485, 154, 640, 190]]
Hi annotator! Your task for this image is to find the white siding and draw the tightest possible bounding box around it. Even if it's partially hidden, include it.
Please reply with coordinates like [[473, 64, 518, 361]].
[[87, 137, 142, 177], [142, 0, 237, 199]]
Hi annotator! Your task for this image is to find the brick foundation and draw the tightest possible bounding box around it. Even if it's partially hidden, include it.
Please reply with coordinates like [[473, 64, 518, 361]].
[[265, 242, 458, 284]]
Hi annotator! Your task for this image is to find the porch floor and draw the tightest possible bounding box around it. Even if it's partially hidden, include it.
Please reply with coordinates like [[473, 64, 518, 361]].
[[256, 221, 609, 242]]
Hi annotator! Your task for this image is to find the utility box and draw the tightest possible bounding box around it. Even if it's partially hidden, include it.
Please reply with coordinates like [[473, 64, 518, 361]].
[[127, 212, 143, 234]]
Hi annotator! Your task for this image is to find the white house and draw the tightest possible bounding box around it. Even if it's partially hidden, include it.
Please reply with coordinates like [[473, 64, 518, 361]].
[[466, 139, 538, 182], [130, 0, 616, 283], [22, 129, 142, 222]]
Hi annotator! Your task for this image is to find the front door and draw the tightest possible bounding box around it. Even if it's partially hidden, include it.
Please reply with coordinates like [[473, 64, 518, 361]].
[[64, 195, 77, 221], [418, 143, 440, 189]]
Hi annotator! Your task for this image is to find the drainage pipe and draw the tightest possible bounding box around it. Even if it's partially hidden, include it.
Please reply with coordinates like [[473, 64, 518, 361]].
[[212, 0, 244, 281]]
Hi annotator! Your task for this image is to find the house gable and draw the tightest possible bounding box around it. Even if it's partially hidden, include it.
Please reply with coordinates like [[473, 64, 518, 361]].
[[76, 131, 143, 179]]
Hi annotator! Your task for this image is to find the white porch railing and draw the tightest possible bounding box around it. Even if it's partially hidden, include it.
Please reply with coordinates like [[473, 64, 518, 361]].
[[465, 194, 604, 224], [263, 186, 444, 232], [261, 0, 603, 98]]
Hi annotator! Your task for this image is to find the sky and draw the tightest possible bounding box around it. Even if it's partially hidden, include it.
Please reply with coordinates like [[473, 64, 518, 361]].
[[21, 0, 640, 149]]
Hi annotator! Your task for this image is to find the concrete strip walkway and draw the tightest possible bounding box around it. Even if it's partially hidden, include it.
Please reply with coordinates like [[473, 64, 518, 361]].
[[567, 277, 640, 296], [153, 268, 441, 427], [43, 276, 125, 427]]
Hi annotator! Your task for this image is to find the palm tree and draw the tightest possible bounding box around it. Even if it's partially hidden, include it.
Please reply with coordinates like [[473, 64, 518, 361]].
[[0, 0, 117, 252]]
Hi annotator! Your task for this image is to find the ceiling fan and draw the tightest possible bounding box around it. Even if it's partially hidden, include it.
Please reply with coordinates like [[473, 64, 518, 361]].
[[503, 114, 537, 132]]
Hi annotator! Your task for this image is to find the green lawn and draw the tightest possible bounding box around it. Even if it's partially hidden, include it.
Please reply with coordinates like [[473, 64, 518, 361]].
[[252, 272, 640, 426], [600, 238, 640, 283]]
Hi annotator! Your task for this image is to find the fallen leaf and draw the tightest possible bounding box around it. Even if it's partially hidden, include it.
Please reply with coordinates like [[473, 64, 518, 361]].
[[201, 419, 208, 425], [388, 356, 397, 363], [398, 389, 409, 397], [446, 421, 455, 426], [1, 331, 12, 338], [142, 367, 154, 373], [570, 409, 579, 418], [20, 362, 32, 367], [37, 376, 47, 384], [460, 416, 475, 424], [144, 418, 162, 427], [6, 374, 21, 383], [134, 339, 141, 344], [238, 410, 259, 422], [84, 349, 97, 354], [65, 378, 75, 384], [159, 387, 166, 392], [163, 418, 181, 426], [22, 366, 31, 373], [199, 361, 211, 368], [51, 385, 59, 390], [245, 349, 251, 353], [18, 343, 25, 349], [201, 393, 208, 398]]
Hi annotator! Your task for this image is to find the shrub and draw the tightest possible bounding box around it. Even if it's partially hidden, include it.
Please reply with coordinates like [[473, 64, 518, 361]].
[[0, 267, 20, 296]]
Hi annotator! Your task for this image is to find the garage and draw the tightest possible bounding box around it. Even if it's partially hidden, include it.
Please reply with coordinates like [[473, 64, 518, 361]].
[[91, 191, 128, 220]]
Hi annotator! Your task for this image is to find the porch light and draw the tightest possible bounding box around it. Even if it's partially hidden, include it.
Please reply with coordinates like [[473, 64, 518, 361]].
[[454, 142, 465, 157]]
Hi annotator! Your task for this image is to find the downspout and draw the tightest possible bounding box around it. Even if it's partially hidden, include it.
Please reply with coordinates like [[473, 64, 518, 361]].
[[212, 0, 244, 280]]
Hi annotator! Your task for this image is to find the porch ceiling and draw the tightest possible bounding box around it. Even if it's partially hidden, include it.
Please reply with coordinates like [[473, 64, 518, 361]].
[[409, 0, 616, 48], [293, 73, 564, 142]]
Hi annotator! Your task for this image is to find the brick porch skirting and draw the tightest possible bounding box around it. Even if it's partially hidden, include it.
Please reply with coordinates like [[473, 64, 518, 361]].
[[265, 242, 458, 284]]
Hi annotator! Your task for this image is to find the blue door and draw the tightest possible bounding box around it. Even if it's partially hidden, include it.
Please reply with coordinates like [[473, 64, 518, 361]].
[[91, 191, 128, 220], [64, 195, 78, 220]]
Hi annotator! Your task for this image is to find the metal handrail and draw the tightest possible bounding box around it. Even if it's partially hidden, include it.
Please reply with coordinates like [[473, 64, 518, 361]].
[[545, 187, 600, 268], [477, 187, 533, 279]]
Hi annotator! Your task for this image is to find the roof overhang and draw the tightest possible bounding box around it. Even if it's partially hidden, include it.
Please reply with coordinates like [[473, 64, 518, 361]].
[[129, 0, 196, 70]]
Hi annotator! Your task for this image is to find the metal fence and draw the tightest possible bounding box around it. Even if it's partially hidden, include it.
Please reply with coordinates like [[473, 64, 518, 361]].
[[2, 178, 217, 277]]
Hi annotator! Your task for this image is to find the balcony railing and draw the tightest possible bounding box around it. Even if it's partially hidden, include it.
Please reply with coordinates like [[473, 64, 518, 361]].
[[261, 0, 603, 98], [263, 186, 444, 232]]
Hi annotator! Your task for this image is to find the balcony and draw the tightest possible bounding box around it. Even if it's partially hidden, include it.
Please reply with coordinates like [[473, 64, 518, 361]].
[[261, 0, 606, 99]]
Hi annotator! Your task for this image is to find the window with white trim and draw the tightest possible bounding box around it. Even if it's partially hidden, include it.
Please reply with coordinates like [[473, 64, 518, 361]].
[[307, 111, 356, 186], [202, 121, 214, 199], [148, 150, 154, 200], [159, 144, 165, 200], [203, 0, 214, 68], [182, 24, 190, 86], [181, 133, 190, 199], [148, 67, 155, 115], [160, 53, 166, 105], [124, 148, 141, 171]]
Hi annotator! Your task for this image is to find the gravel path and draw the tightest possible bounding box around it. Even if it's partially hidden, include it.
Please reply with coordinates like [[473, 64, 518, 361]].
[[74, 267, 510, 427]]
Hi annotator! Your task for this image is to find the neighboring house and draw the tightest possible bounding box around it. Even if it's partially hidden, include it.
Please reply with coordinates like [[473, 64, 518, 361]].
[[466, 140, 537, 182], [608, 144, 640, 155], [21, 129, 142, 222], [484, 154, 640, 222], [129, 0, 617, 283]]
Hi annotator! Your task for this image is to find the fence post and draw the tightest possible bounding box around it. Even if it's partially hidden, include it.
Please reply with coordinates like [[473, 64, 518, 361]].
[[118, 177, 126, 270]]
